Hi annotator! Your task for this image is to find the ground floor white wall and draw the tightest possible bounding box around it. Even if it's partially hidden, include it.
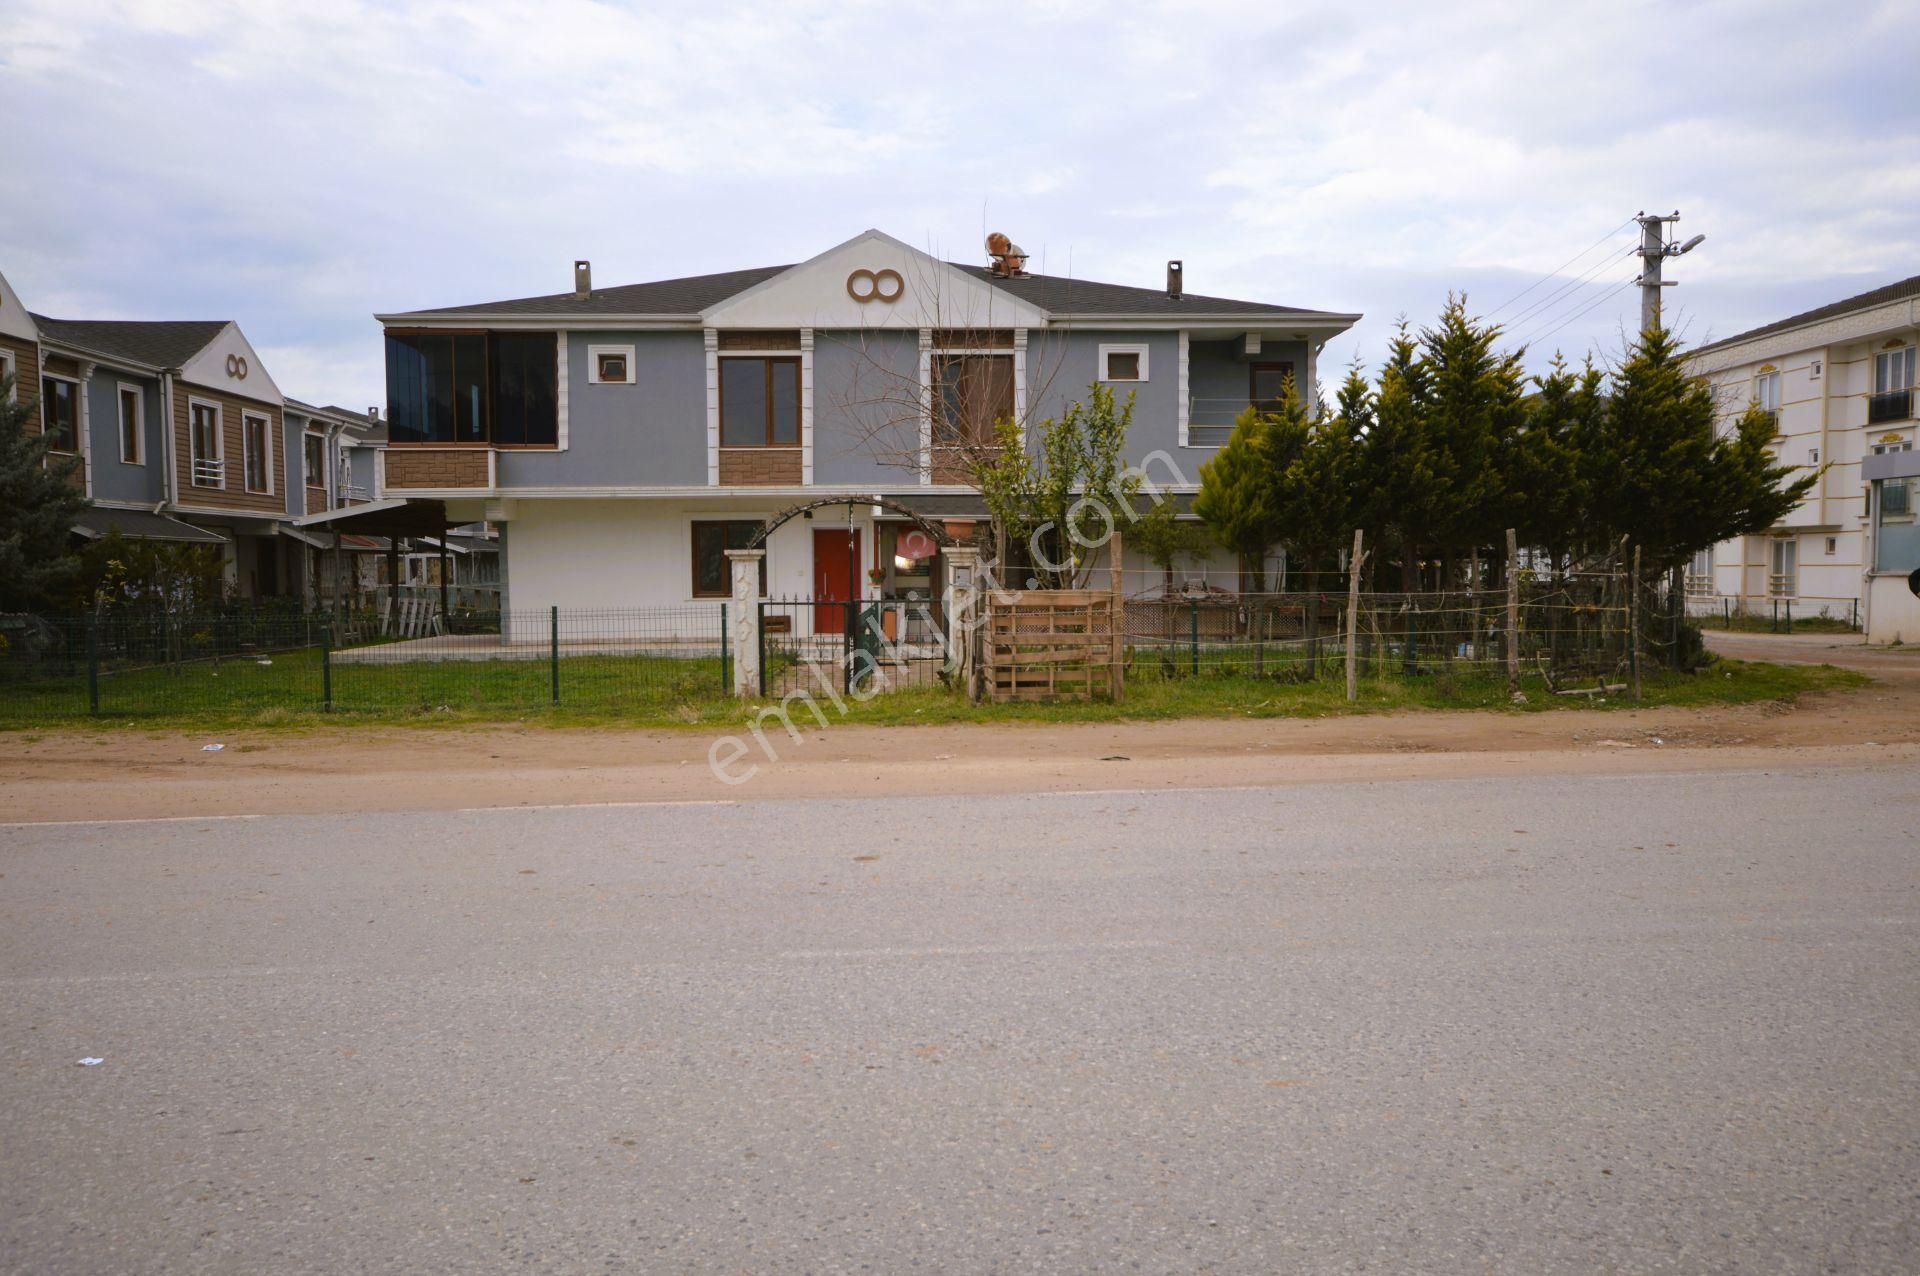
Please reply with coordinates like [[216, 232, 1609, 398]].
[[482, 496, 1250, 641], [1865, 575, 1920, 643], [1688, 530, 1868, 625]]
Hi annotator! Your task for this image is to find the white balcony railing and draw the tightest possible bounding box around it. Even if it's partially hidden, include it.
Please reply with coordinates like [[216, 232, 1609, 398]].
[[191, 457, 225, 487]]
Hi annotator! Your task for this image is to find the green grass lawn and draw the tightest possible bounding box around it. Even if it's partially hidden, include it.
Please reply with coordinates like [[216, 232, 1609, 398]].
[[1693, 612, 1859, 634], [0, 642, 1866, 732], [0, 647, 729, 726]]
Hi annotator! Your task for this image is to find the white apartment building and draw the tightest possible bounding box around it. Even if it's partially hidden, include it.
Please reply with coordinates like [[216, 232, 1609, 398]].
[[1687, 273, 1920, 642]]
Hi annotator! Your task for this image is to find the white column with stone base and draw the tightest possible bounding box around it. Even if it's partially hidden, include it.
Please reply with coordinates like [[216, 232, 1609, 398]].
[[941, 544, 982, 689], [726, 548, 764, 697]]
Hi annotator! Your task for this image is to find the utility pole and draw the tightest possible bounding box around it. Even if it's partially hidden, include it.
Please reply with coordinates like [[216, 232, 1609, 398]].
[[1634, 210, 1705, 335]]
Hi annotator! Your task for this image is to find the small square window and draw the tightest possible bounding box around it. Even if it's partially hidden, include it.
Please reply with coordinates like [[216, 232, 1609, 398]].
[[1099, 343, 1148, 383], [588, 344, 635, 385]]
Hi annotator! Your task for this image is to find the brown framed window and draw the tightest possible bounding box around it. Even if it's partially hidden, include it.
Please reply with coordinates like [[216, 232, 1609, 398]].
[[243, 413, 271, 493], [304, 433, 326, 487], [691, 520, 768, 598], [189, 401, 222, 486], [118, 386, 143, 463], [932, 354, 1013, 446], [1249, 362, 1296, 414], [40, 376, 78, 452], [719, 357, 800, 446]]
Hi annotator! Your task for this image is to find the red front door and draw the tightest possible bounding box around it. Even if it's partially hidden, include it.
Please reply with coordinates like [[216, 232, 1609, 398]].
[[812, 527, 861, 635]]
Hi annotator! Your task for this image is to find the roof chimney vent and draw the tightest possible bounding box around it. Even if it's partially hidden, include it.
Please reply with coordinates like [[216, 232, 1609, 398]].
[[985, 232, 1029, 278], [368, 406, 380, 422], [1167, 260, 1183, 300], [573, 260, 592, 299]]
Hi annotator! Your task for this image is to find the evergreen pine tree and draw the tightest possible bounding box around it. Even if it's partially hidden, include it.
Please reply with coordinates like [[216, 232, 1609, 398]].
[[1193, 406, 1279, 591], [1418, 295, 1527, 571], [1587, 328, 1817, 571], [0, 373, 87, 611]]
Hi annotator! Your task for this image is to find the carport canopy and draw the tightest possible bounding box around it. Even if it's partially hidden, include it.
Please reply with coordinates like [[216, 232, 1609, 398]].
[[73, 507, 228, 545], [291, 497, 450, 539]]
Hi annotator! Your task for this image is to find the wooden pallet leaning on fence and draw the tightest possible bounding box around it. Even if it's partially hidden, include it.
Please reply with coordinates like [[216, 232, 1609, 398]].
[[980, 589, 1119, 702]]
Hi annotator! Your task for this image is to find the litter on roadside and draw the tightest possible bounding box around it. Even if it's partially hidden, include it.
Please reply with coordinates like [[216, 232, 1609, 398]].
[[201, 743, 225, 752], [77, 1058, 104, 1066]]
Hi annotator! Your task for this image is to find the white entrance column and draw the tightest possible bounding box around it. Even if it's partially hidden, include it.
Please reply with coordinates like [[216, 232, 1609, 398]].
[[942, 543, 982, 689], [725, 548, 764, 697]]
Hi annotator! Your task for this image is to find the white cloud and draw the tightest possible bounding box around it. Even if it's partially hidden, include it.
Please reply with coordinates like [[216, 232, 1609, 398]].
[[0, 0, 1914, 408]]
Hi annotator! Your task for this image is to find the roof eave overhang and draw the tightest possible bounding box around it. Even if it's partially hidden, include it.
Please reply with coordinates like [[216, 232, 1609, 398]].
[[371, 309, 1367, 333], [375, 312, 705, 329], [36, 339, 168, 376], [1059, 312, 1363, 331]]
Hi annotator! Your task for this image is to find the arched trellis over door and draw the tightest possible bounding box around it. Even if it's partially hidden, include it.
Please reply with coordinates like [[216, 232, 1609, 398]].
[[746, 495, 954, 551]]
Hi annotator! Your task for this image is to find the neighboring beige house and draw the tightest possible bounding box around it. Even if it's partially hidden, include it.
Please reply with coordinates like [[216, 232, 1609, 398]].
[[1687, 273, 1919, 641]]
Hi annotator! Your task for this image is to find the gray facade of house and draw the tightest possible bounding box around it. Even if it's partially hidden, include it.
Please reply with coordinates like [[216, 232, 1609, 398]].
[[367, 230, 1360, 615], [498, 331, 710, 488], [375, 233, 1360, 507], [82, 366, 166, 505]]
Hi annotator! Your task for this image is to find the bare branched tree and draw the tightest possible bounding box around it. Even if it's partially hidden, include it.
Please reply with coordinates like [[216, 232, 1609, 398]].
[[821, 243, 1073, 515]]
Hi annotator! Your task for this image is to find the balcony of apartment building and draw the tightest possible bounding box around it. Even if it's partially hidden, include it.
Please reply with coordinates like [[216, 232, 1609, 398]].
[[1870, 345, 1916, 425], [1868, 387, 1914, 425]]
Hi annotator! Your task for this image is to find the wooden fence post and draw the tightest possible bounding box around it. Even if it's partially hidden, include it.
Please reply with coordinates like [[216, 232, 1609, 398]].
[[1629, 544, 1643, 702], [1345, 528, 1365, 702], [1109, 529, 1125, 703], [1505, 527, 1520, 695]]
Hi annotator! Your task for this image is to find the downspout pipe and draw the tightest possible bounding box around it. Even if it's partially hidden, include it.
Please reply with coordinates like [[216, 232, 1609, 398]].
[[158, 370, 177, 510]]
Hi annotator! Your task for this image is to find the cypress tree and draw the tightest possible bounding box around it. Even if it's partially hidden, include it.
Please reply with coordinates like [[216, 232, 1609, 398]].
[[0, 373, 87, 611], [1588, 328, 1816, 571], [1193, 406, 1279, 591]]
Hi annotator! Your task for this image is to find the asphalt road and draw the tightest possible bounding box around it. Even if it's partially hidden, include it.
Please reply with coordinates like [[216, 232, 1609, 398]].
[[3, 764, 1917, 1273]]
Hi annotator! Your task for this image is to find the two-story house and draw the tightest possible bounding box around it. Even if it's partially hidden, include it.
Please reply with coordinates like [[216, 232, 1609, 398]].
[[0, 266, 384, 604], [1687, 273, 1919, 641], [371, 229, 1360, 623]]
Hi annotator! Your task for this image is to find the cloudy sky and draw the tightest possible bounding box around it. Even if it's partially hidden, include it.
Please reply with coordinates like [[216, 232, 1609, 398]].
[[3, 0, 1916, 409]]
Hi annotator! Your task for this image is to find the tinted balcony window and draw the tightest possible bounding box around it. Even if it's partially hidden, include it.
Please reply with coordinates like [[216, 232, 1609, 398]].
[[386, 331, 556, 446]]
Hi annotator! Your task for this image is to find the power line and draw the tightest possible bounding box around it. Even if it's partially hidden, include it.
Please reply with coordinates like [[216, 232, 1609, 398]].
[[1502, 244, 1638, 335], [1485, 217, 1637, 319], [1516, 276, 1640, 353]]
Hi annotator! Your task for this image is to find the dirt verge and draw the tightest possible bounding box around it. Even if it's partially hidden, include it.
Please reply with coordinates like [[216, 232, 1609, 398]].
[[2, 635, 1913, 824]]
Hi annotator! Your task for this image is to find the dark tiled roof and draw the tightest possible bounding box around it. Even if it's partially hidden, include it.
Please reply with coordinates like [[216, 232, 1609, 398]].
[[285, 399, 384, 434], [1693, 272, 1920, 354], [30, 316, 227, 369], [951, 264, 1341, 318], [391, 262, 1341, 321], [395, 265, 791, 318]]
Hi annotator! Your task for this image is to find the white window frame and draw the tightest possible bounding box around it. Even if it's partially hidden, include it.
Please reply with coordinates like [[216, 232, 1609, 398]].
[[116, 382, 144, 464], [303, 430, 328, 490], [587, 343, 636, 385], [0, 351, 12, 401], [1874, 345, 1915, 394], [1769, 537, 1797, 598], [241, 410, 274, 495], [1098, 342, 1150, 383], [39, 371, 81, 454], [1753, 369, 1781, 414], [188, 396, 224, 488], [1686, 546, 1714, 595], [1873, 439, 1913, 518]]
